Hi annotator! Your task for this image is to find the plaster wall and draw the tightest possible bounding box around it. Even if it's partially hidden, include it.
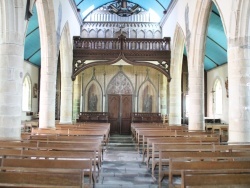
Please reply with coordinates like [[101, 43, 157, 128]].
[[22, 61, 39, 121], [52, 0, 81, 47], [207, 64, 228, 124]]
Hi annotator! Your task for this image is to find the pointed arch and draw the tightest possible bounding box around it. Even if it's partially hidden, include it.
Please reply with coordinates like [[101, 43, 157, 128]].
[[82, 29, 88, 38], [169, 23, 185, 125], [22, 74, 32, 112], [138, 71, 158, 113], [59, 21, 73, 124], [106, 71, 134, 95], [84, 69, 103, 112]]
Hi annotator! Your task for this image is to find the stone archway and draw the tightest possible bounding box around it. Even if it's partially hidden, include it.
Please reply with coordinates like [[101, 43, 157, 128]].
[[169, 24, 185, 125]]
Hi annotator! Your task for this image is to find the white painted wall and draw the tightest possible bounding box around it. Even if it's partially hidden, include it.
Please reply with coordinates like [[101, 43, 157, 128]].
[[22, 61, 39, 121], [207, 64, 228, 124], [162, 0, 233, 41], [53, 0, 82, 48]]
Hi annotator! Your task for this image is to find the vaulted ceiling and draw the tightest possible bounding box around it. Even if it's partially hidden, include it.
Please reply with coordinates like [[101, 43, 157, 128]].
[[24, 1, 227, 72]]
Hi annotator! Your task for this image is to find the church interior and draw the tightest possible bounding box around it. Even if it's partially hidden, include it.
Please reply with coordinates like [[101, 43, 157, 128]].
[[0, 0, 250, 187]]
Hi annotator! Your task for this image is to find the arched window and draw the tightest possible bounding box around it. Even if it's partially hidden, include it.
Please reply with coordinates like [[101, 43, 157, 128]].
[[214, 79, 222, 114], [22, 75, 32, 111]]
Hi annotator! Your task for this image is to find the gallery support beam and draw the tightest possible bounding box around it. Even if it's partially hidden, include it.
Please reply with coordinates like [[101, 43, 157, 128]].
[[72, 34, 171, 81]]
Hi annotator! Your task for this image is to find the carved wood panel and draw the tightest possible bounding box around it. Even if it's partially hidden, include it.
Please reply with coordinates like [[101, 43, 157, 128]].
[[107, 72, 133, 94]]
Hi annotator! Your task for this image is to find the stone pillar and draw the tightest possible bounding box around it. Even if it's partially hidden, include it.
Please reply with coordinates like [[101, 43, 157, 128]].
[[228, 0, 250, 142], [60, 73, 73, 124], [187, 0, 211, 130], [0, 1, 26, 139], [72, 75, 81, 122], [169, 70, 182, 125], [188, 66, 204, 130], [59, 24, 73, 124], [228, 40, 250, 142], [169, 25, 185, 125], [36, 0, 57, 128], [160, 75, 168, 116]]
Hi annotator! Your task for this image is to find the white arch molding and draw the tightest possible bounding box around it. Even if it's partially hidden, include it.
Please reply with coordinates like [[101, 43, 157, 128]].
[[59, 22, 73, 124], [169, 24, 185, 125]]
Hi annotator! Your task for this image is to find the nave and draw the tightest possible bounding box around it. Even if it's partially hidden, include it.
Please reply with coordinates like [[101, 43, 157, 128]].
[[96, 134, 173, 188]]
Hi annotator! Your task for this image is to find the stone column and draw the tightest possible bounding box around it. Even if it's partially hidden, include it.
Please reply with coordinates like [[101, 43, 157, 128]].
[[59, 24, 73, 124], [169, 26, 185, 125], [169, 70, 182, 125], [228, 0, 250, 142], [187, 0, 211, 130], [188, 66, 204, 130], [0, 1, 26, 139], [72, 75, 81, 122], [160, 75, 168, 116], [36, 0, 57, 128]]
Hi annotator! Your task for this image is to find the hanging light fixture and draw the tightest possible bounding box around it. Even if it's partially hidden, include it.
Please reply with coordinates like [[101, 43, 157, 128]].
[[108, 0, 142, 17]]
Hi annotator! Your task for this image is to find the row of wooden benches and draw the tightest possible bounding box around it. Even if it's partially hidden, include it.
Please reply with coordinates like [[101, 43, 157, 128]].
[[131, 123, 250, 188], [0, 122, 110, 187]]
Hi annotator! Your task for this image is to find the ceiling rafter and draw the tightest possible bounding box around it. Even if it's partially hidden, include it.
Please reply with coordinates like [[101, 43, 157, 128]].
[[206, 35, 227, 52], [155, 0, 166, 10], [212, 10, 220, 18], [26, 48, 41, 61], [205, 54, 219, 67], [26, 26, 39, 37], [77, 0, 85, 6]]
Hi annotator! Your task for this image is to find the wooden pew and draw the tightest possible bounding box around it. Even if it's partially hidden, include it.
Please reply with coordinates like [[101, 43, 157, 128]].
[[0, 158, 94, 186], [154, 143, 250, 184], [151, 143, 216, 180], [0, 148, 98, 172], [169, 160, 250, 188], [145, 136, 220, 165], [0, 140, 101, 179], [31, 128, 109, 145], [0, 167, 85, 188], [182, 169, 250, 188], [157, 151, 250, 184]]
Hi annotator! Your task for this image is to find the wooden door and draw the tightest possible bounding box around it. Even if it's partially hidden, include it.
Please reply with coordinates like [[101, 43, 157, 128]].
[[121, 95, 132, 134], [108, 94, 132, 134], [108, 95, 120, 134]]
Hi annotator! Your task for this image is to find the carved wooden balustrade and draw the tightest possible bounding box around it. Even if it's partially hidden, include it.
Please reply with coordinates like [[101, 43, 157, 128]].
[[72, 34, 171, 81]]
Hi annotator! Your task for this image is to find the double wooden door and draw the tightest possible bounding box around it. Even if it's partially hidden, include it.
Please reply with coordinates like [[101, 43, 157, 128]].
[[108, 94, 132, 134]]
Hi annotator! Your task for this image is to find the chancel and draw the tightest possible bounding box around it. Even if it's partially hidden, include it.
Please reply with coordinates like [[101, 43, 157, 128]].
[[0, 0, 250, 187]]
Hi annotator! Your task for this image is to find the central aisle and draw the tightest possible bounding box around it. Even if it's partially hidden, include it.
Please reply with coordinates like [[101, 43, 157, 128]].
[[95, 134, 166, 188]]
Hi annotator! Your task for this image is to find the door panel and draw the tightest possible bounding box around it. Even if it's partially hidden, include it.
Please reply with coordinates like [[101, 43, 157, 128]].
[[108, 95, 120, 134], [121, 95, 132, 134], [108, 94, 132, 134]]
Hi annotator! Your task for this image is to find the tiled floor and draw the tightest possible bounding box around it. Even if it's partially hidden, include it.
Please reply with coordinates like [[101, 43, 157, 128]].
[[95, 134, 175, 188]]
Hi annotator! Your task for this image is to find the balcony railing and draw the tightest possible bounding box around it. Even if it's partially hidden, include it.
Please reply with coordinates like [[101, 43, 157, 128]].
[[73, 35, 170, 51]]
